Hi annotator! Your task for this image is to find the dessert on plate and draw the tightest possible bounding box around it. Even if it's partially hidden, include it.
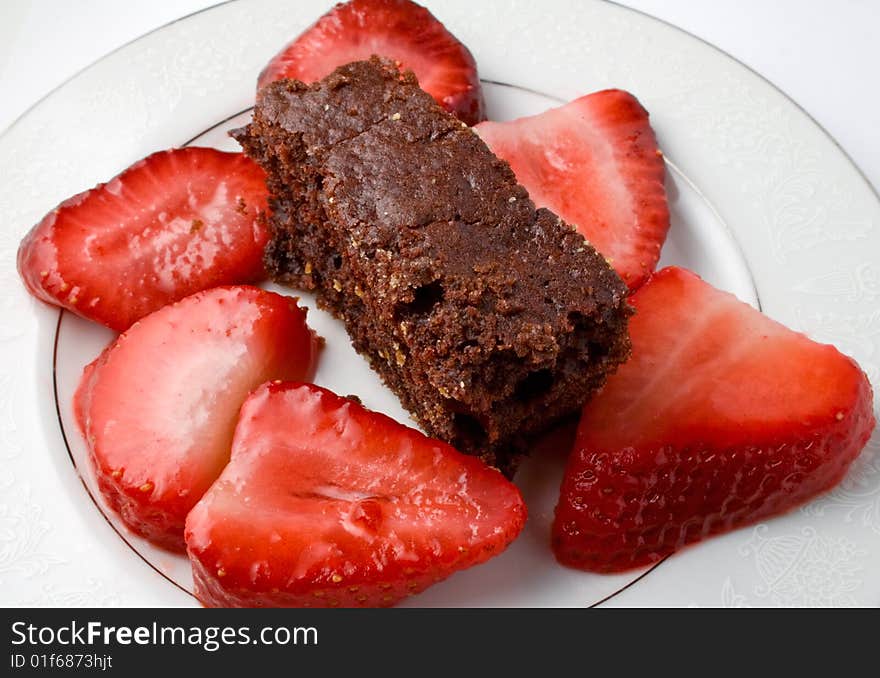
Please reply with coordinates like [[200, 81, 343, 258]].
[[12, 0, 875, 607], [234, 57, 633, 472]]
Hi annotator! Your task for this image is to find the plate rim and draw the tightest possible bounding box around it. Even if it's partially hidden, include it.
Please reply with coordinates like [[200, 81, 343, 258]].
[[2, 0, 877, 608]]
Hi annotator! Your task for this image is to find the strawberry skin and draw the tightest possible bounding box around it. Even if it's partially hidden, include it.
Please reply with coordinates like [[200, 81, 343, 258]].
[[476, 90, 669, 289], [258, 0, 486, 125], [18, 148, 269, 331], [185, 382, 526, 607], [553, 267, 875, 572], [75, 286, 318, 551]]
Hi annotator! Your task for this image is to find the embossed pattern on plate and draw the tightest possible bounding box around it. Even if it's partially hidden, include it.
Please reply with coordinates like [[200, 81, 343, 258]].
[[0, 0, 877, 607]]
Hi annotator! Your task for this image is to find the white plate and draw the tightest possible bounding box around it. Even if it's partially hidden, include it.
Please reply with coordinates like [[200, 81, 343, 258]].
[[0, 0, 877, 608]]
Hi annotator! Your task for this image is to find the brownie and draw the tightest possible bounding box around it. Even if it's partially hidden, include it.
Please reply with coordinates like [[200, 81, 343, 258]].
[[234, 58, 632, 472]]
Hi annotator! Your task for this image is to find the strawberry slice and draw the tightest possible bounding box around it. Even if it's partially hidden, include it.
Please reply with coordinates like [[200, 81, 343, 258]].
[[553, 267, 875, 572], [185, 382, 526, 607], [18, 147, 270, 331], [258, 0, 485, 125], [475, 90, 669, 289], [75, 286, 318, 551]]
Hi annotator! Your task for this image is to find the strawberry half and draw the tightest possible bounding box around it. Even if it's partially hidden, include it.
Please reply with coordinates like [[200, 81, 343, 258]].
[[553, 267, 875, 572], [258, 0, 485, 125], [75, 286, 318, 551], [18, 147, 269, 331], [475, 90, 669, 289], [185, 382, 526, 607]]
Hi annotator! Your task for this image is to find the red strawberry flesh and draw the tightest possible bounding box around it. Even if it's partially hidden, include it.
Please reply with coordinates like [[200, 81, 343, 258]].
[[476, 90, 669, 289], [18, 147, 269, 331], [75, 286, 318, 551], [258, 0, 485, 125], [553, 266, 875, 572], [185, 382, 526, 607]]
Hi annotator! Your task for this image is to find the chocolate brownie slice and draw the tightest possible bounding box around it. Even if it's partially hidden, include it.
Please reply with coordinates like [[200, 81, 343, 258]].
[[234, 58, 631, 471]]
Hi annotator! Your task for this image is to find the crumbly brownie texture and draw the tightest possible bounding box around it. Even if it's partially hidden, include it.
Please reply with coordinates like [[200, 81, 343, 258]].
[[234, 58, 632, 471]]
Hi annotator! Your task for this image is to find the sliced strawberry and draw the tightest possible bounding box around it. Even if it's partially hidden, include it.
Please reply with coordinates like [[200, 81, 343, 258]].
[[185, 382, 526, 607], [258, 0, 485, 125], [553, 267, 875, 572], [75, 286, 318, 551], [18, 148, 270, 331], [475, 90, 669, 289]]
